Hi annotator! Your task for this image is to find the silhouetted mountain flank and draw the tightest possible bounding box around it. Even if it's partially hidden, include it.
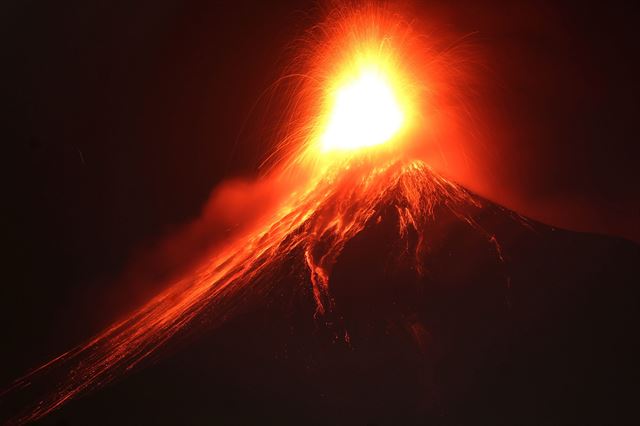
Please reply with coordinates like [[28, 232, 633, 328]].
[[14, 164, 640, 425]]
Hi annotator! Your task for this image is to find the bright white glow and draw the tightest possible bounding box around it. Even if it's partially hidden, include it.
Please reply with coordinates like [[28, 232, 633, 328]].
[[321, 69, 404, 152]]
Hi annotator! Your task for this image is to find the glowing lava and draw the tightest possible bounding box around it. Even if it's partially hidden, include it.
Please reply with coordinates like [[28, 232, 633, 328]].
[[321, 67, 404, 152]]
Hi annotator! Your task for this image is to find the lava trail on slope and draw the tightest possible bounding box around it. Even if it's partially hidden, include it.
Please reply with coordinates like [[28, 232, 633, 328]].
[[5, 156, 639, 425], [2, 158, 509, 424]]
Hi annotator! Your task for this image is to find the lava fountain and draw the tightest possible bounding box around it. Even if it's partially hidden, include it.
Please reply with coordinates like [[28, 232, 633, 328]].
[[3, 4, 496, 424]]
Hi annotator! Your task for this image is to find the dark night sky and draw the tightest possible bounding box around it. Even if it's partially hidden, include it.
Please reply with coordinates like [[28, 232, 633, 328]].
[[1, 0, 639, 422]]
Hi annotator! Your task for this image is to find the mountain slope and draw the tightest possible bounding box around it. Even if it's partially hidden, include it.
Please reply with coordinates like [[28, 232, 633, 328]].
[[4, 160, 639, 425]]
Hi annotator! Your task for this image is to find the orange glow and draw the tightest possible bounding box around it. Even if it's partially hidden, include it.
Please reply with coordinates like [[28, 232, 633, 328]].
[[269, 3, 438, 174]]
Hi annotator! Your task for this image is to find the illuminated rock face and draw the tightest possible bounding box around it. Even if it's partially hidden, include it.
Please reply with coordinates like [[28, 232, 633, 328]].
[[35, 169, 640, 426]]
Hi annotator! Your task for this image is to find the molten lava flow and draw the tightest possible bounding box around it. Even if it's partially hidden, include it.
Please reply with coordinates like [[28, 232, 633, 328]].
[[6, 157, 484, 424], [2, 5, 499, 425]]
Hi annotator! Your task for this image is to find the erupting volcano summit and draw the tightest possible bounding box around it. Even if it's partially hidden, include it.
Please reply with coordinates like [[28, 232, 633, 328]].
[[3, 3, 639, 426]]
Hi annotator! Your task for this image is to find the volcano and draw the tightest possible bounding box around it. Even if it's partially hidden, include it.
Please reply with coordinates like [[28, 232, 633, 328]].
[[3, 160, 639, 425], [3, 4, 639, 424]]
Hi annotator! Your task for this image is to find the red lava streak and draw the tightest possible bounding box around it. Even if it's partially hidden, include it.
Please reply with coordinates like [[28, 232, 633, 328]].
[[10, 158, 481, 424]]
